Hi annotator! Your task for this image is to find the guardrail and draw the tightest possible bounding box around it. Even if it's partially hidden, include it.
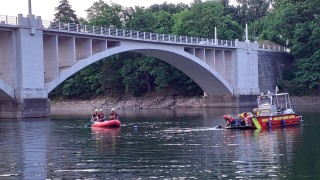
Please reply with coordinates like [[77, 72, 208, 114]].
[[0, 15, 17, 25], [42, 20, 236, 47], [259, 43, 287, 52], [0, 15, 287, 52]]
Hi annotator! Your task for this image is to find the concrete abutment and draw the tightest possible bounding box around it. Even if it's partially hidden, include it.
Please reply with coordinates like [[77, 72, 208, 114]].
[[203, 95, 258, 108], [0, 98, 50, 118]]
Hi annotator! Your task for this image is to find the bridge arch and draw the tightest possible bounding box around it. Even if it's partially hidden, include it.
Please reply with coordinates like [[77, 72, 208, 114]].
[[0, 79, 14, 99], [45, 41, 233, 96]]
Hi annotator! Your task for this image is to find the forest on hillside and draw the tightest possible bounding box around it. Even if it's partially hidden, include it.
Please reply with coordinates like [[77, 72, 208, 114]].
[[50, 0, 320, 99]]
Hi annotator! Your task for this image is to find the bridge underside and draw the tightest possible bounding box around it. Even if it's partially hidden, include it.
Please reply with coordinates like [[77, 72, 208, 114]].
[[0, 90, 11, 100], [134, 49, 233, 96]]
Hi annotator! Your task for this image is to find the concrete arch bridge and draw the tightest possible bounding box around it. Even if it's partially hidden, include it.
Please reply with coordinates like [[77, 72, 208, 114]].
[[0, 14, 286, 118]]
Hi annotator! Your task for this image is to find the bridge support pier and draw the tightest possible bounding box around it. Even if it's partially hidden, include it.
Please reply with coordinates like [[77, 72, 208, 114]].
[[203, 95, 257, 108], [0, 98, 50, 119]]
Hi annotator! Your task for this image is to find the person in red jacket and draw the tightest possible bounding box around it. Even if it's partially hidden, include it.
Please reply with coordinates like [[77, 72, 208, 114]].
[[91, 109, 99, 121], [97, 108, 105, 121], [223, 114, 235, 127], [109, 108, 118, 120]]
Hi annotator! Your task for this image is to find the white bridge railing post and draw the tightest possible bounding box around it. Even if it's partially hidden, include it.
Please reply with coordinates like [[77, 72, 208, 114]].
[[0, 15, 286, 52]]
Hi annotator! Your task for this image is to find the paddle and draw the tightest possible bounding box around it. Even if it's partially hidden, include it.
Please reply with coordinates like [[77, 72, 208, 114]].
[[84, 120, 95, 128]]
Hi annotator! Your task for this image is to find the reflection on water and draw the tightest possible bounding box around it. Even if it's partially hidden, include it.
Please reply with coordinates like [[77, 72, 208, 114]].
[[91, 127, 120, 153], [0, 107, 318, 179]]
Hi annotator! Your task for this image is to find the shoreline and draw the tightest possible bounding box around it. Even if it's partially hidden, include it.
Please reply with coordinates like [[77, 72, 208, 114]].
[[50, 95, 320, 111]]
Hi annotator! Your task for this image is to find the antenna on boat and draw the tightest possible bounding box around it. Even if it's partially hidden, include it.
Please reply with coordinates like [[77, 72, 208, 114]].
[[275, 86, 279, 94], [275, 86, 280, 107]]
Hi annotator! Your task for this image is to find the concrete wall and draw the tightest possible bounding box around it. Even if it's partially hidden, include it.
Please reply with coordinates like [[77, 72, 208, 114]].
[[233, 41, 260, 95], [0, 30, 15, 89], [258, 51, 293, 94]]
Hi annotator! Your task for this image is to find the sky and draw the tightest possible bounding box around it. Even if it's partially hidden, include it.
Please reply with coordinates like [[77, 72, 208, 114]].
[[0, 0, 195, 21]]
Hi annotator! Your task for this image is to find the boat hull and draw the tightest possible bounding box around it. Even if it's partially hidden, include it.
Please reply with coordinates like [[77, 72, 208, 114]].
[[252, 114, 301, 129], [91, 120, 121, 128], [225, 125, 256, 130]]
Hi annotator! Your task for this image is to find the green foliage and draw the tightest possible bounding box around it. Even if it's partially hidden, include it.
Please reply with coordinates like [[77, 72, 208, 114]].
[[59, 63, 102, 99], [294, 50, 320, 89], [153, 11, 174, 34], [120, 57, 148, 96], [148, 2, 189, 14], [236, 0, 271, 23], [54, 0, 79, 23], [124, 7, 155, 32], [100, 55, 125, 96], [258, 0, 320, 92], [86, 0, 123, 28], [172, 0, 243, 39]]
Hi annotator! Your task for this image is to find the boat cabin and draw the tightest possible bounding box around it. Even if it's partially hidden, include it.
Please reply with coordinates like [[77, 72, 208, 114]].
[[257, 92, 294, 116]]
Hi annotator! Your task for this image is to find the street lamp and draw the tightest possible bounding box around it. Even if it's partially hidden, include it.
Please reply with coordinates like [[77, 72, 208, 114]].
[[28, 0, 32, 16]]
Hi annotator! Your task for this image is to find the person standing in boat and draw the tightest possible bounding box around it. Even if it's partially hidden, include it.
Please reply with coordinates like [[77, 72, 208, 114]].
[[109, 108, 118, 120], [223, 114, 235, 127], [91, 109, 99, 121]]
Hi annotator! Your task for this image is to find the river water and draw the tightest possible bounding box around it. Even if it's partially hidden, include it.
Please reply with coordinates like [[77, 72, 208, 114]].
[[0, 106, 319, 179]]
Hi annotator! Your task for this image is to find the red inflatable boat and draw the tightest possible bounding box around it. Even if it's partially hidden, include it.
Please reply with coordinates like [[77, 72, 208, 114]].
[[91, 120, 121, 128]]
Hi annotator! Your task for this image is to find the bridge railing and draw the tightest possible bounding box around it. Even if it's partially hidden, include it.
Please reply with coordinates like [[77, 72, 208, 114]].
[[0, 15, 17, 25], [42, 20, 237, 47], [0, 15, 286, 52], [259, 43, 286, 51]]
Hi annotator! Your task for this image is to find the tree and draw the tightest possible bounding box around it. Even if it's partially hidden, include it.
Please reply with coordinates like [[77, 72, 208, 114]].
[[100, 55, 125, 96], [53, 0, 79, 23], [172, 0, 243, 40], [258, 0, 320, 93], [153, 10, 174, 34], [86, 0, 123, 28], [124, 6, 155, 32], [60, 63, 102, 99], [148, 2, 189, 14], [235, 0, 271, 24]]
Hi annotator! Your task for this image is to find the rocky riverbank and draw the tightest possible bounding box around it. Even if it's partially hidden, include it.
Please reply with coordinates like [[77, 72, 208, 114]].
[[50, 95, 320, 111]]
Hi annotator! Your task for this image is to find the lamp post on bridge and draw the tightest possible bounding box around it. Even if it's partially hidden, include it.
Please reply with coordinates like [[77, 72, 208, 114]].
[[245, 23, 249, 43], [28, 0, 32, 16], [27, 0, 36, 34], [214, 26, 217, 45]]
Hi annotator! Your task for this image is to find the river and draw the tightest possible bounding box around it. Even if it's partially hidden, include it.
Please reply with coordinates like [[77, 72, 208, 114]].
[[0, 106, 319, 179]]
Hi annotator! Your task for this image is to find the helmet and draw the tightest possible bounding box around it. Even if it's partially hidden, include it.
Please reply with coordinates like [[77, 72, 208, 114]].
[[95, 109, 98, 112], [99, 108, 103, 112], [223, 114, 231, 120], [111, 108, 115, 112]]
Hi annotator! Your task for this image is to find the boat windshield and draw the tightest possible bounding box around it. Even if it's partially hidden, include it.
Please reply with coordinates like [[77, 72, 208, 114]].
[[257, 96, 272, 106]]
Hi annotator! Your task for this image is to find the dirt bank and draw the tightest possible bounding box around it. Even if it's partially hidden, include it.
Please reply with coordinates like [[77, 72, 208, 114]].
[[50, 95, 320, 111]]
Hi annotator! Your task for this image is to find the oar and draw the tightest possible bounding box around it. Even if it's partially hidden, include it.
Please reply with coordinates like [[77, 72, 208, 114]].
[[84, 120, 95, 128]]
